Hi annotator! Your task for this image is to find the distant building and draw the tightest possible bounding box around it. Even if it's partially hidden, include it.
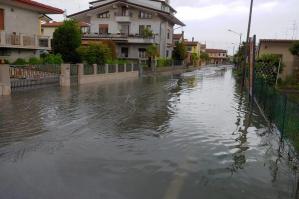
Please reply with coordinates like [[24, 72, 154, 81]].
[[258, 39, 299, 80], [41, 21, 90, 39], [68, 0, 185, 62], [173, 32, 184, 44], [0, 0, 63, 62], [206, 49, 228, 65], [184, 38, 201, 66]]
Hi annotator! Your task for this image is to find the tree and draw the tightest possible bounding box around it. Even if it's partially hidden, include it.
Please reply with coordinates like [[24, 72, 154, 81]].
[[200, 51, 210, 62], [77, 44, 112, 65], [146, 44, 159, 68], [172, 41, 187, 60], [52, 20, 82, 63], [191, 53, 200, 66], [290, 41, 299, 56]]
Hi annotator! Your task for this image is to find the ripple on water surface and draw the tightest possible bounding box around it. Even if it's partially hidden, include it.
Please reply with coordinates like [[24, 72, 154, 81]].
[[0, 67, 297, 199]]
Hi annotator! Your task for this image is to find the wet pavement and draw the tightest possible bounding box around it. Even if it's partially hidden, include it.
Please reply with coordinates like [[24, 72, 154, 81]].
[[0, 66, 298, 199]]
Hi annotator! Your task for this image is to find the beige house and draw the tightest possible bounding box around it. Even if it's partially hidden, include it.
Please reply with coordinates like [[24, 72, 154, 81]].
[[41, 21, 90, 39], [206, 49, 228, 65], [0, 0, 63, 63], [68, 0, 185, 62], [184, 38, 201, 66], [258, 39, 299, 80]]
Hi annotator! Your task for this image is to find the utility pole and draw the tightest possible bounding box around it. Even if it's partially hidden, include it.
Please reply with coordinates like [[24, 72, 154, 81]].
[[242, 0, 254, 87]]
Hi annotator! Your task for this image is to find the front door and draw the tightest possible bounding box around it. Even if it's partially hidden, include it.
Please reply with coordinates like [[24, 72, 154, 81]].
[[0, 9, 4, 30]]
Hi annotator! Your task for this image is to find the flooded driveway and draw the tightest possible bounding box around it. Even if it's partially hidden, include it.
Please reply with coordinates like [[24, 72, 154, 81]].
[[0, 66, 297, 199]]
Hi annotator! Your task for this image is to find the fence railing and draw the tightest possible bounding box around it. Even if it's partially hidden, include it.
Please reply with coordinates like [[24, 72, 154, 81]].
[[253, 74, 299, 150], [9, 65, 61, 89]]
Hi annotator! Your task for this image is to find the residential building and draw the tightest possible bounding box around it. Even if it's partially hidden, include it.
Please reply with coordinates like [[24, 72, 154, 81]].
[[173, 31, 184, 44], [0, 0, 63, 62], [41, 21, 90, 39], [68, 0, 185, 62], [258, 39, 299, 80], [184, 38, 201, 66], [206, 49, 228, 65]]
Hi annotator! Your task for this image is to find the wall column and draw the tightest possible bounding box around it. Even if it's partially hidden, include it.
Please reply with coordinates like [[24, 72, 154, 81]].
[[60, 64, 71, 87], [78, 63, 84, 85], [0, 64, 11, 96], [93, 64, 97, 75]]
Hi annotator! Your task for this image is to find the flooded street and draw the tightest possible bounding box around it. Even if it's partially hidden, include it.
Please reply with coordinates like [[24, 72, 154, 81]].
[[0, 66, 297, 199]]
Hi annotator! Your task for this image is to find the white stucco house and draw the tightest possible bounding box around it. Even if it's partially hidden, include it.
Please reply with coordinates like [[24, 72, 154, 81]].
[[68, 0, 185, 62], [0, 0, 63, 63]]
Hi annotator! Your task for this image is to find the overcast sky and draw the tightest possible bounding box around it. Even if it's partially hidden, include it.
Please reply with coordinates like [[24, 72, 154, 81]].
[[40, 0, 299, 54]]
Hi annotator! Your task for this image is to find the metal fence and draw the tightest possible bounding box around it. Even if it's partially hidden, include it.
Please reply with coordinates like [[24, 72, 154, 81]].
[[97, 65, 105, 74], [84, 64, 94, 75], [9, 65, 61, 89], [254, 77, 299, 150]]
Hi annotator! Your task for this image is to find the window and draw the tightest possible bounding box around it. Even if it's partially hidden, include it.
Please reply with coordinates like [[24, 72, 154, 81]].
[[166, 50, 169, 57], [121, 47, 129, 58], [167, 30, 170, 39], [139, 48, 146, 58], [41, 28, 44, 34], [0, 9, 4, 30], [139, 25, 152, 36], [99, 24, 109, 34], [98, 11, 110, 18], [39, 39, 49, 47], [139, 11, 152, 19], [139, 25, 144, 35], [0, 49, 10, 56]]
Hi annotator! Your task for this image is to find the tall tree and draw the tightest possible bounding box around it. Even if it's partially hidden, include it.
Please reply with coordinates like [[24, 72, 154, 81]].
[[52, 20, 82, 63], [172, 42, 187, 60]]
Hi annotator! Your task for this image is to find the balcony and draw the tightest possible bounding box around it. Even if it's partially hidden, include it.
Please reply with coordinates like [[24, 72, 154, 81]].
[[82, 33, 158, 44], [0, 31, 51, 50], [114, 12, 133, 22]]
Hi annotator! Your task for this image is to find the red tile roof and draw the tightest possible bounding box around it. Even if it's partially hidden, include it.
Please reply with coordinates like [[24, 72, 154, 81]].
[[42, 21, 90, 27], [206, 49, 227, 53], [13, 0, 64, 14], [173, 34, 183, 40]]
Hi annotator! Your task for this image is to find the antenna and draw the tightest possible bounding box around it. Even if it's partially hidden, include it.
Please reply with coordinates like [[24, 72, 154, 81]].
[[291, 20, 297, 40]]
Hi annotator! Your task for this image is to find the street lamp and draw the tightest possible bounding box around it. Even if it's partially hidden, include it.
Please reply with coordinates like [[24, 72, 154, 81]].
[[231, 43, 237, 55], [228, 29, 242, 47]]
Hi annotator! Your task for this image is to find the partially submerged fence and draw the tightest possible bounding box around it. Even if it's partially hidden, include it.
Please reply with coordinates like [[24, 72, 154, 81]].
[[244, 35, 299, 151], [9, 64, 61, 89]]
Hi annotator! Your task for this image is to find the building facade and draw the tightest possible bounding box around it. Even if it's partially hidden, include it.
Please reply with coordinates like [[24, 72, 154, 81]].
[[68, 0, 184, 62], [0, 0, 63, 63], [185, 39, 201, 66], [41, 21, 90, 40], [206, 49, 228, 65], [258, 39, 299, 80]]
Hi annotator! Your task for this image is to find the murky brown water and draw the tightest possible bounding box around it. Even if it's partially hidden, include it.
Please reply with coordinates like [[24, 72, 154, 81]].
[[0, 67, 298, 199]]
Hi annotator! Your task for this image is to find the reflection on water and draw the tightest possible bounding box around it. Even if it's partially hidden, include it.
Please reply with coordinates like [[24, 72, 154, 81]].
[[0, 67, 298, 199]]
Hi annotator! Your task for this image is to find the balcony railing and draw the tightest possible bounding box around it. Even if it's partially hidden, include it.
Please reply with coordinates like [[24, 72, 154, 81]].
[[0, 31, 51, 49]]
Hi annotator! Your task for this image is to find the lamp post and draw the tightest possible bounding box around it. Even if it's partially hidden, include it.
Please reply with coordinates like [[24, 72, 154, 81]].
[[228, 29, 242, 47]]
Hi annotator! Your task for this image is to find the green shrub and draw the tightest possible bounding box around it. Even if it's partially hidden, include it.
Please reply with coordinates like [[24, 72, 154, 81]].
[[77, 44, 112, 65], [256, 54, 283, 86], [106, 59, 128, 65], [28, 57, 42, 65], [13, 58, 27, 65], [42, 54, 63, 64], [157, 58, 172, 67]]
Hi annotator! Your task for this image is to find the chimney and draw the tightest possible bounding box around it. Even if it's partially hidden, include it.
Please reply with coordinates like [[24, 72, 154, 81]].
[[192, 37, 194, 42], [182, 31, 184, 40]]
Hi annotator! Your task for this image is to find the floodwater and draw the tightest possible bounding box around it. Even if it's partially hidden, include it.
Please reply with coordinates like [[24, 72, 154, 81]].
[[0, 66, 298, 199]]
